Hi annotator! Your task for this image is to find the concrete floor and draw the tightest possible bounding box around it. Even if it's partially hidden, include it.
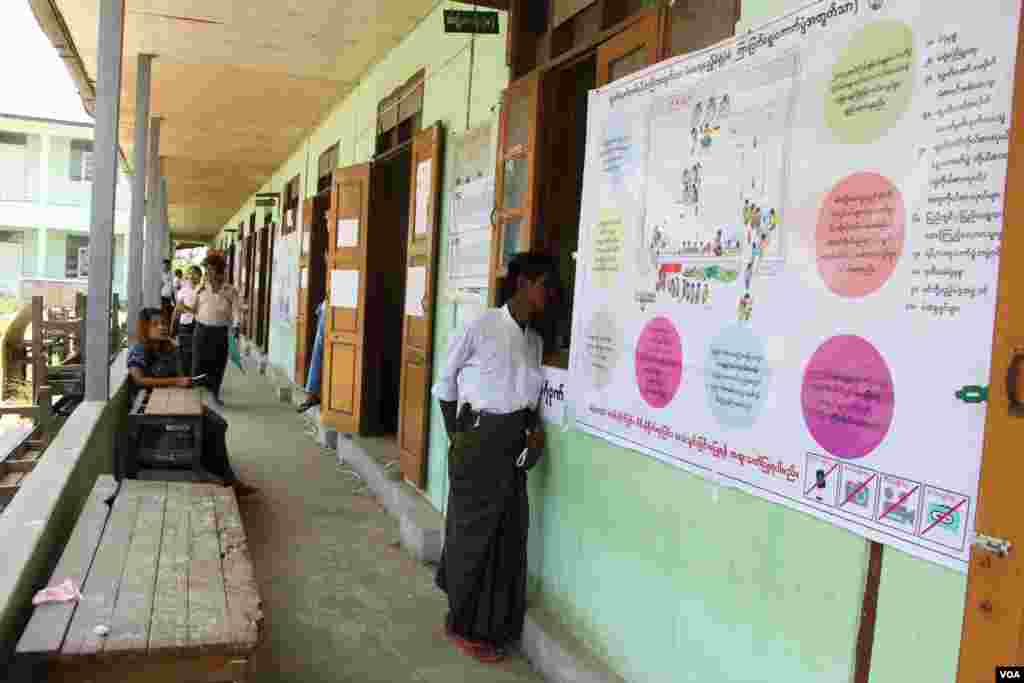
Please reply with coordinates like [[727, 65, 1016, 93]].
[[219, 368, 544, 683]]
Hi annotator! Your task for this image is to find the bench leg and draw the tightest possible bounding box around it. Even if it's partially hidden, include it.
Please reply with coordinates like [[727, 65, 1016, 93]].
[[230, 658, 249, 682]]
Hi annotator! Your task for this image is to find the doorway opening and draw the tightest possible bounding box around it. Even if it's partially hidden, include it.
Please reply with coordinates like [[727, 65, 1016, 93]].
[[537, 54, 597, 367], [302, 190, 330, 374], [363, 142, 413, 437]]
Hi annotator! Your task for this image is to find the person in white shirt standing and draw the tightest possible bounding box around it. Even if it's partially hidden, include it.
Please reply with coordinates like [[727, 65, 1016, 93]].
[[160, 259, 175, 326], [173, 265, 202, 375], [193, 254, 238, 405], [431, 252, 558, 663]]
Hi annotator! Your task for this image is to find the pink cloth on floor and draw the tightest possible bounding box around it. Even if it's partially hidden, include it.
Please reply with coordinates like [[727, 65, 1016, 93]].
[[32, 579, 82, 606]]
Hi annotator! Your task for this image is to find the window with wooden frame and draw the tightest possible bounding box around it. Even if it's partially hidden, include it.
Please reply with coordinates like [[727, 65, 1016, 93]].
[[508, 0, 738, 79], [317, 144, 339, 195], [282, 174, 300, 235], [375, 70, 425, 157], [69, 139, 95, 183], [491, 6, 664, 368], [489, 72, 543, 310]]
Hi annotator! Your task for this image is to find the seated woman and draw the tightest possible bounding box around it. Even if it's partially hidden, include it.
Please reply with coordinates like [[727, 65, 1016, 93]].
[[127, 307, 257, 496]]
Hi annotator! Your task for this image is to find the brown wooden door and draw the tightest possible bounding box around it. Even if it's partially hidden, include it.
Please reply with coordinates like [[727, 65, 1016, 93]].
[[958, 14, 1024, 680], [262, 222, 275, 354], [239, 235, 249, 335], [398, 124, 444, 488], [295, 198, 313, 384], [321, 163, 371, 433], [254, 226, 268, 348], [597, 8, 660, 86]]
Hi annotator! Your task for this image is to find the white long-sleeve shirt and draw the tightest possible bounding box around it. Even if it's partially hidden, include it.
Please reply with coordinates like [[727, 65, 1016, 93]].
[[432, 305, 545, 415]]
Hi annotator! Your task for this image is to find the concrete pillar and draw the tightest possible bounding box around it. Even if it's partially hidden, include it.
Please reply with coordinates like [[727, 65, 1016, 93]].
[[160, 176, 170, 262], [127, 53, 153, 340], [85, 0, 125, 402], [143, 117, 162, 308]]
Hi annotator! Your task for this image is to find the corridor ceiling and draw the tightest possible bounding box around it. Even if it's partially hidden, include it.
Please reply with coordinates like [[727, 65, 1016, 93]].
[[33, 0, 444, 238]]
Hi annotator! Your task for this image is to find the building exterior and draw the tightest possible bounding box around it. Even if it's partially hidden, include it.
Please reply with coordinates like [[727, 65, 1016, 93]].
[[208, 1, 980, 681], [0, 113, 130, 302]]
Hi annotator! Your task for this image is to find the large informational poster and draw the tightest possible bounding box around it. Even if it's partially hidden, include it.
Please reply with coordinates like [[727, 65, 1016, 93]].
[[570, 0, 1020, 571], [271, 233, 299, 325]]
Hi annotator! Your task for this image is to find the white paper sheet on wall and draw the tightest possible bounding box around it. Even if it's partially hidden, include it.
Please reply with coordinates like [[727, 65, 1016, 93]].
[[414, 159, 433, 235], [330, 269, 359, 309], [337, 219, 359, 248], [405, 266, 427, 317]]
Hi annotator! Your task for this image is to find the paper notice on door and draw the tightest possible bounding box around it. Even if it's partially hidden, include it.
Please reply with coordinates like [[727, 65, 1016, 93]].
[[330, 269, 359, 309], [414, 159, 433, 235], [302, 230, 310, 255], [405, 266, 427, 317], [337, 219, 359, 248]]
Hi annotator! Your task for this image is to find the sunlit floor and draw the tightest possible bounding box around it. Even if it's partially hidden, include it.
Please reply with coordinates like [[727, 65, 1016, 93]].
[[218, 368, 542, 683]]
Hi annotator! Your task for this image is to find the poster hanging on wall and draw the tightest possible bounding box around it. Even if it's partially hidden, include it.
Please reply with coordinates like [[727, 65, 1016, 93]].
[[569, 0, 1021, 571], [271, 233, 299, 325]]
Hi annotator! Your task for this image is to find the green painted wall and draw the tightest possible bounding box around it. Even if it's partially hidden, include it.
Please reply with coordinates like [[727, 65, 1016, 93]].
[[218, 1, 971, 680], [45, 231, 66, 278]]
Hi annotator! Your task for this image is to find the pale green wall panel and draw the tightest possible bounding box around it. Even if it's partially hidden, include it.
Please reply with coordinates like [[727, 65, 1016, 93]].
[[869, 549, 967, 683], [22, 229, 36, 276], [46, 231, 66, 278]]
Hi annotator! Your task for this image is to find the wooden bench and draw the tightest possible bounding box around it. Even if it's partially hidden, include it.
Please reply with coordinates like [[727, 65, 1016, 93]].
[[17, 476, 262, 682]]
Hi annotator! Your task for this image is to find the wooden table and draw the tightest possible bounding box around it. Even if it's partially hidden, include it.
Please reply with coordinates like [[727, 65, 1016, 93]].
[[143, 386, 203, 416], [17, 476, 262, 682], [124, 387, 204, 478]]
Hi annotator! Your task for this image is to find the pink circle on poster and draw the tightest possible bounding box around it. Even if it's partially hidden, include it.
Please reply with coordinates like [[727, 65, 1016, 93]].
[[816, 172, 905, 298], [801, 335, 895, 459], [635, 317, 683, 408]]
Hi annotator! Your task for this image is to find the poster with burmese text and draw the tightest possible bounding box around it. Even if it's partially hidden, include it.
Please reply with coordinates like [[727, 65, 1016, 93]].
[[569, 0, 1020, 570]]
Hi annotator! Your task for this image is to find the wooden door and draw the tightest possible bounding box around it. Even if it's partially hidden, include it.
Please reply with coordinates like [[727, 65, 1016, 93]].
[[254, 227, 267, 348], [262, 222, 275, 354], [295, 198, 313, 384], [957, 14, 1024, 680], [398, 124, 444, 488], [321, 164, 371, 433], [490, 72, 543, 306], [239, 235, 249, 335], [597, 8, 660, 86]]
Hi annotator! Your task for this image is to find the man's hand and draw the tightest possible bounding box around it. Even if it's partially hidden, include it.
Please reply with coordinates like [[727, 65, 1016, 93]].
[[176, 377, 193, 388], [526, 428, 545, 451]]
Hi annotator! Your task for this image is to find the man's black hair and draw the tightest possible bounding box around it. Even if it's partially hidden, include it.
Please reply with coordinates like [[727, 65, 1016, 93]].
[[501, 252, 559, 306], [139, 307, 163, 322]]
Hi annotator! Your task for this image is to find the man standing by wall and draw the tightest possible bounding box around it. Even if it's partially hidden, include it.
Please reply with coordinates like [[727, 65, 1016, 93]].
[[431, 252, 558, 663]]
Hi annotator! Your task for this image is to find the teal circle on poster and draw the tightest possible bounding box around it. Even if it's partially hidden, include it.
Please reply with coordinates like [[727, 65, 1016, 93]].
[[705, 324, 771, 429]]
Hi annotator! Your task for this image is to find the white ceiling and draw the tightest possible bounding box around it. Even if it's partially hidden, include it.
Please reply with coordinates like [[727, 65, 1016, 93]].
[[53, 0, 442, 237]]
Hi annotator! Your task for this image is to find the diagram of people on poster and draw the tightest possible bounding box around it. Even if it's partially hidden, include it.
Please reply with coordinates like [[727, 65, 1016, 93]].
[[570, 0, 1020, 570]]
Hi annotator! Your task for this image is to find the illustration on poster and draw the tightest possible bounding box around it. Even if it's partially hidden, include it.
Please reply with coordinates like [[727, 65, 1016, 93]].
[[571, 0, 1018, 571], [642, 52, 798, 318]]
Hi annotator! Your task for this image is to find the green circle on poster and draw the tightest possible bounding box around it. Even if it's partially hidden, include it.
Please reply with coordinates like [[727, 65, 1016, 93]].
[[826, 21, 915, 144]]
